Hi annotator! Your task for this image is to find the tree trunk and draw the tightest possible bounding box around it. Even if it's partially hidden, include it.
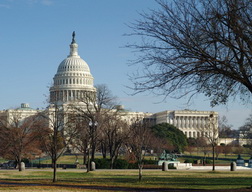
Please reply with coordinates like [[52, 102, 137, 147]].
[[212, 145, 215, 171], [110, 155, 116, 169], [101, 144, 107, 159], [87, 148, 90, 173], [110, 158, 114, 169], [52, 158, 57, 182], [17, 157, 22, 172], [91, 143, 96, 162], [83, 152, 86, 165], [138, 164, 143, 182]]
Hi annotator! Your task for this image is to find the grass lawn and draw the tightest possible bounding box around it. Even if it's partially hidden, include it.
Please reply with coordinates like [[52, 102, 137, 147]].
[[183, 152, 251, 160], [36, 153, 237, 166], [0, 169, 251, 191]]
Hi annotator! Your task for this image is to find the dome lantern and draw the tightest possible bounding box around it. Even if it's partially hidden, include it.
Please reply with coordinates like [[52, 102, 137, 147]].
[[68, 31, 79, 58]]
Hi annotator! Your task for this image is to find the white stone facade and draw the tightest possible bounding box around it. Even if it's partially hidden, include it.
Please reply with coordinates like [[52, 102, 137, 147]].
[[153, 110, 218, 138], [0, 103, 40, 126]]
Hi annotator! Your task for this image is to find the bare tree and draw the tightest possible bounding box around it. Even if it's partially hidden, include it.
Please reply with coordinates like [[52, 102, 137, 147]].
[[38, 104, 77, 182], [222, 144, 232, 157], [101, 112, 130, 169], [203, 112, 219, 170], [185, 146, 195, 156], [0, 111, 41, 171], [215, 146, 223, 160], [70, 84, 119, 170], [71, 116, 90, 165], [127, 121, 154, 181], [152, 137, 175, 157], [128, 0, 252, 106], [218, 116, 238, 138], [239, 113, 252, 131], [238, 113, 252, 148]]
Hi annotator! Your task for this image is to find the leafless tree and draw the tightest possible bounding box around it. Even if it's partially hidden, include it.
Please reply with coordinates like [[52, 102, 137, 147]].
[[218, 116, 238, 138], [202, 112, 219, 170], [239, 113, 252, 148], [101, 112, 130, 168], [222, 144, 232, 157], [239, 113, 252, 131], [127, 121, 154, 181], [0, 111, 42, 171], [233, 145, 244, 155], [185, 146, 195, 156], [128, 0, 252, 106], [152, 137, 175, 157], [37, 103, 77, 182], [215, 146, 223, 160], [71, 116, 90, 165], [70, 84, 119, 170]]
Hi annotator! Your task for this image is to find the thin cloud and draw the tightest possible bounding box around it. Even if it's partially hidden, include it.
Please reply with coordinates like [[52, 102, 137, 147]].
[[0, 4, 10, 8], [41, 0, 53, 6], [27, 0, 53, 6]]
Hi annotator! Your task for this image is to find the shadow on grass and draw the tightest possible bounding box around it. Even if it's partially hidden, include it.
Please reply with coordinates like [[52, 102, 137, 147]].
[[0, 170, 252, 191]]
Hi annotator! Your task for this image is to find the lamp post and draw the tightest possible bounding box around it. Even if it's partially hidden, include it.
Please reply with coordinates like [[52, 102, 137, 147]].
[[86, 144, 90, 172], [87, 120, 98, 172], [209, 112, 218, 171]]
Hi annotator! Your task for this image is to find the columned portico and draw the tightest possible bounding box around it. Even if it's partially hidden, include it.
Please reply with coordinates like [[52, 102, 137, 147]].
[[155, 110, 218, 138]]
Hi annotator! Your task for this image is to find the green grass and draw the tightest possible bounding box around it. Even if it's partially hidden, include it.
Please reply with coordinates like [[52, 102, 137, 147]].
[[0, 169, 252, 191], [31, 152, 250, 166], [184, 151, 251, 159]]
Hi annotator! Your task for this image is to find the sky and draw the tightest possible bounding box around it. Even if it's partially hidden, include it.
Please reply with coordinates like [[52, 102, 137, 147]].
[[0, 0, 251, 129]]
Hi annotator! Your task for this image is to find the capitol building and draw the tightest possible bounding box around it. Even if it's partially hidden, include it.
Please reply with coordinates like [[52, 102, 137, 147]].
[[0, 32, 218, 139]]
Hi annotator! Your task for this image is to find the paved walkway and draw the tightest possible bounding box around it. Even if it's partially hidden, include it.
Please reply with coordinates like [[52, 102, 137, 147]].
[[188, 165, 252, 171]]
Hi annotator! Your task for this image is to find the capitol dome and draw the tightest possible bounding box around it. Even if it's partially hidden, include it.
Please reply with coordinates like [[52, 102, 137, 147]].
[[50, 32, 96, 103]]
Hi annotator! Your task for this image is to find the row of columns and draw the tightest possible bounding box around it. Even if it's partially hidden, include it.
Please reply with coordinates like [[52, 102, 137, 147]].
[[173, 116, 210, 129], [50, 90, 95, 102], [184, 131, 212, 138], [54, 77, 93, 86]]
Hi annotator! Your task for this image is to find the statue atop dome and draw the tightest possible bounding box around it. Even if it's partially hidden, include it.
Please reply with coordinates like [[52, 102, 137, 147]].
[[71, 31, 76, 44]]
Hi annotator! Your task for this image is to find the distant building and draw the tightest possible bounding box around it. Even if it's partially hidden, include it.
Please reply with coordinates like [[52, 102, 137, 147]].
[[153, 110, 218, 138], [0, 32, 219, 141], [0, 103, 40, 126]]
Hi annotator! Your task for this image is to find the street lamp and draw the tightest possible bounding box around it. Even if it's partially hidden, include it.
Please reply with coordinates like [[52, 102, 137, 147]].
[[87, 120, 98, 172], [208, 112, 218, 171]]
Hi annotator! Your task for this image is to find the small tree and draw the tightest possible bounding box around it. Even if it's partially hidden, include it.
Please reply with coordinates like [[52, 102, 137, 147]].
[[203, 112, 219, 171], [185, 146, 195, 156], [38, 103, 77, 182], [196, 137, 208, 156], [215, 146, 223, 160], [233, 146, 244, 155], [239, 113, 252, 148], [219, 116, 238, 138], [0, 111, 42, 171], [127, 121, 154, 181], [71, 116, 90, 165], [70, 84, 119, 170], [222, 145, 232, 157], [101, 112, 130, 169]]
